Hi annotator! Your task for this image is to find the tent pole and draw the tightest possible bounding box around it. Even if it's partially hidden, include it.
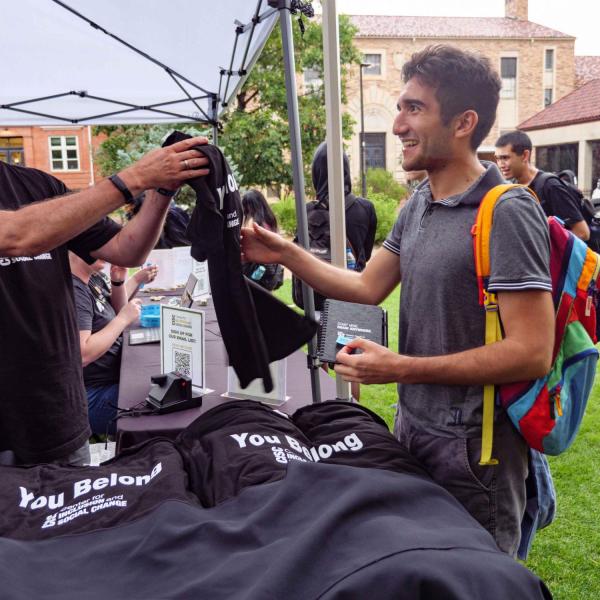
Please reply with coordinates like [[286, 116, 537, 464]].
[[272, 0, 322, 403], [322, 0, 351, 401], [211, 95, 219, 146]]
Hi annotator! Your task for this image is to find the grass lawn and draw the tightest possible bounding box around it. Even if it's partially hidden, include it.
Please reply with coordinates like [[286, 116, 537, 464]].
[[274, 279, 600, 598]]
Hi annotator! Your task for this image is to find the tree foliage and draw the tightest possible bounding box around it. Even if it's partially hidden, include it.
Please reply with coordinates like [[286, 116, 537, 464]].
[[93, 13, 360, 201], [220, 14, 360, 194]]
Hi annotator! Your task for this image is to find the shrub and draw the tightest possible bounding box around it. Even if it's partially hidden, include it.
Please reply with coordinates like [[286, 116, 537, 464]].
[[365, 168, 408, 203], [271, 194, 297, 235], [369, 192, 399, 244]]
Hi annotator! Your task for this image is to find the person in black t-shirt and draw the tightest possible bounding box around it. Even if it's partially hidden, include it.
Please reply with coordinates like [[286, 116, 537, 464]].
[[70, 255, 158, 435], [0, 136, 209, 466], [495, 130, 590, 241]]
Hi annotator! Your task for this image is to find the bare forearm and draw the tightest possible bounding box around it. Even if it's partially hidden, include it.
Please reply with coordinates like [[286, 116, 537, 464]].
[[283, 242, 388, 305], [0, 180, 127, 257], [570, 220, 590, 241], [80, 317, 129, 366], [109, 284, 128, 313], [1, 134, 210, 258], [95, 192, 168, 266], [396, 337, 551, 385], [125, 277, 142, 301]]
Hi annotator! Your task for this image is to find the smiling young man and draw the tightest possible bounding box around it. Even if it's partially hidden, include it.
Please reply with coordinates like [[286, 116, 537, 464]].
[[241, 45, 554, 556], [495, 130, 589, 241]]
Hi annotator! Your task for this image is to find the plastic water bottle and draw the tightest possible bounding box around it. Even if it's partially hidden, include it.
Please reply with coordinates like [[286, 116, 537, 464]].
[[251, 265, 266, 281], [346, 246, 356, 270]]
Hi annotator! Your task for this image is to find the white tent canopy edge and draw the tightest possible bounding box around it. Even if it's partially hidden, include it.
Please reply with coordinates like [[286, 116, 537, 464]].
[[0, 0, 277, 126]]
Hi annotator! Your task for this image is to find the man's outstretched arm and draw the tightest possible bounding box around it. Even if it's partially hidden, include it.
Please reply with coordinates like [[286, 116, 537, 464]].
[[241, 222, 401, 306], [0, 136, 209, 257]]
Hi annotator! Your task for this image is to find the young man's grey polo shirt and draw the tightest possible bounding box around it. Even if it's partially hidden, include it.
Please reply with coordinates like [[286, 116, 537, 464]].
[[383, 163, 551, 438]]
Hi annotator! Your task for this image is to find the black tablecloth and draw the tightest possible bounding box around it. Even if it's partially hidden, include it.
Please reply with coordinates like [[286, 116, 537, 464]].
[[117, 296, 336, 451]]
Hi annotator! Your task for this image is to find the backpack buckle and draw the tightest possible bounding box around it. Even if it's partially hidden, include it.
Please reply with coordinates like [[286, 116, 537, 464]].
[[483, 291, 498, 311]]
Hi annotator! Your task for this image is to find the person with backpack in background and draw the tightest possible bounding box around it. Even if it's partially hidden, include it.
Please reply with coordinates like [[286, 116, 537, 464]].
[[494, 130, 590, 242], [241, 190, 284, 291], [242, 45, 555, 557], [292, 142, 377, 310], [293, 143, 377, 401]]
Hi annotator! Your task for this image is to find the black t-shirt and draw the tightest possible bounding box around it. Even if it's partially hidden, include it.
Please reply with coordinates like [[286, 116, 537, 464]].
[[530, 170, 584, 228], [162, 133, 317, 393], [0, 162, 121, 463], [72, 276, 122, 387], [0, 401, 551, 600]]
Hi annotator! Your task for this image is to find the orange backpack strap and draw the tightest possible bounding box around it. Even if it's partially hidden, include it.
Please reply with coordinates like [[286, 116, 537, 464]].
[[471, 184, 523, 465]]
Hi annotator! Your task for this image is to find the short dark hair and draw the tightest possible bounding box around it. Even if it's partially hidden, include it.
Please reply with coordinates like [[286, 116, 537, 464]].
[[402, 45, 501, 150], [495, 130, 532, 155]]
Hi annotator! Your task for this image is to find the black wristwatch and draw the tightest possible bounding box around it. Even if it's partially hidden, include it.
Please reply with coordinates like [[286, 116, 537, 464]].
[[108, 174, 134, 204], [110, 279, 125, 287], [156, 187, 177, 197]]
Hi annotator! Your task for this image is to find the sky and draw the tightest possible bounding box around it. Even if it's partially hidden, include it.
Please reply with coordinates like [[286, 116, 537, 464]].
[[333, 0, 600, 56]]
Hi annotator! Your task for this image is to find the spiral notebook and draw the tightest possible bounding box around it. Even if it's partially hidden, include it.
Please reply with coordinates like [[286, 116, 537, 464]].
[[317, 299, 388, 363]]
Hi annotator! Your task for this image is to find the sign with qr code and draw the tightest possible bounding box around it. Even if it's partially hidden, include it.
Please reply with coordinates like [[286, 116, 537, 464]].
[[160, 305, 205, 389]]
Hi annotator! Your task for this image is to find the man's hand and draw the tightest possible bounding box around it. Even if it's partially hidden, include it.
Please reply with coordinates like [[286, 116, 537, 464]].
[[120, 136, 210, 192], [117, 299, 142, 327], [334, 337, 405, 384], [241, 223, 288, 265], [133, 264, 158, 286]]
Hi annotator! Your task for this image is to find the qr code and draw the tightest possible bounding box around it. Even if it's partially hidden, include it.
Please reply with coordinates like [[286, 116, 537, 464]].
[[173, 349, 191, 377]]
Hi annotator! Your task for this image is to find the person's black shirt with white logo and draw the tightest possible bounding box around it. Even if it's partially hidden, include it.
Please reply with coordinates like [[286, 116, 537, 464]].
[[0, 162, 120, 463]]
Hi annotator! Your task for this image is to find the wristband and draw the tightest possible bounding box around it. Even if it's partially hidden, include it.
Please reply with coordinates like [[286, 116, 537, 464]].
[[108, 174, 134, 204], [156, 187, 177, 197], [110, 280, 125, 287]]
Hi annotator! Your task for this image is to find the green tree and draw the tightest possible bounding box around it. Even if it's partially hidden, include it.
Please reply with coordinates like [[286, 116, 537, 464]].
[[220, 15, 360, 193], [93, 14, 360, 200]]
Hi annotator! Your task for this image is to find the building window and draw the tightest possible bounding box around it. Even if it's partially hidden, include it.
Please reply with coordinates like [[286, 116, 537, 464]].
[[544, 88, 553, 107], [303, 67, 322, 90], [0, 137, 24, 166], [545, 49, 554, 71], [500, 57, 517, 99], [361, 132, 386, 170], [362, 54, 382, 76], [49, 135, 80, 171], [535, 143, 578, 175]]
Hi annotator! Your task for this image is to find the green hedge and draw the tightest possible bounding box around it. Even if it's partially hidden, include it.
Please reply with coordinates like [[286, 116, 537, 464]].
[[272, 190, 402, 244], [272, 195, 298, 236]]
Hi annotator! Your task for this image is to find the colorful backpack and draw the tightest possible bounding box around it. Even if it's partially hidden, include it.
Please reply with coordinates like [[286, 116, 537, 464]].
[[473, 184, 600, 465]]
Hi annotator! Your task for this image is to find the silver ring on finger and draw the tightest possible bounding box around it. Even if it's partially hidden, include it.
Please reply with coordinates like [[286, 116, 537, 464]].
[[183, 159, 190, 170]]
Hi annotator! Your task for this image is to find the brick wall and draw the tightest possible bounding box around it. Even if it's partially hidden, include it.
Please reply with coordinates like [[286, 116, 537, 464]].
[[0, 125, 94, 190]]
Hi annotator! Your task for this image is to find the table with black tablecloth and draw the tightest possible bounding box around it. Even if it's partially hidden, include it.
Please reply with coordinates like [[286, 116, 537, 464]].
[[116, 295, 335, 451]]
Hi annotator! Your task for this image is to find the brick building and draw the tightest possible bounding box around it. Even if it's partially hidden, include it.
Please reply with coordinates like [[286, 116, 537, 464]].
[[0, 125, 97, 190], [340, 0, 576, 184], [519, 79, 600, 195]]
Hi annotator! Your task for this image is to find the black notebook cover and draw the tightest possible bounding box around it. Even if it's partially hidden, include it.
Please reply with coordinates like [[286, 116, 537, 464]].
[[317, 299, 388, 363]]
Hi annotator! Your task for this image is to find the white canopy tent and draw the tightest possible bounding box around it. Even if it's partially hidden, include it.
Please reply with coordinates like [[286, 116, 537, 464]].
[[1, 0, 354, 403], [0, 0, 278, 130]]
